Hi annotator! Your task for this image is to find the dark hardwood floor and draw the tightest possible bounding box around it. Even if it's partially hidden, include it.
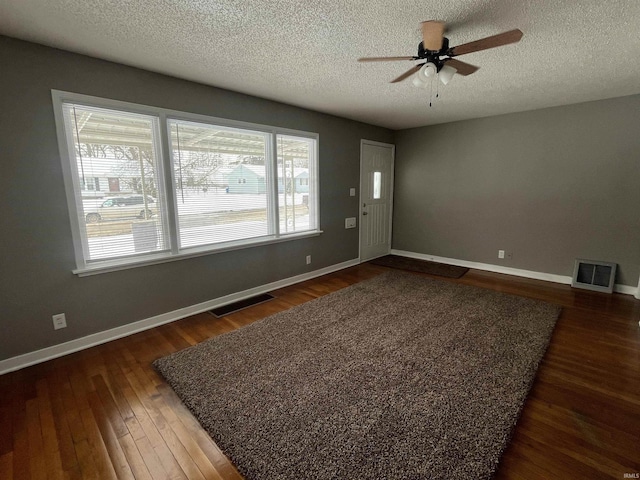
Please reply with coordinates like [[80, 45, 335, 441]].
[[1, 263, 639, 479]]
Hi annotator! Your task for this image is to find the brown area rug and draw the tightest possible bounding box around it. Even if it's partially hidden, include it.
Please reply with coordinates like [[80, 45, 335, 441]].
[[370, 254, 469, 278], [154, 271, 560, 480]]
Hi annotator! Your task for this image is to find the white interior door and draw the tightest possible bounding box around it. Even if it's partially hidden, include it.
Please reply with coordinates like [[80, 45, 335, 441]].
[[359, 140, 394, 262]]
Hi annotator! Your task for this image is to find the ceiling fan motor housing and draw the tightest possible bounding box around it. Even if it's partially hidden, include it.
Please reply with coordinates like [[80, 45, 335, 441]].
[[418, 37, 450, 71]]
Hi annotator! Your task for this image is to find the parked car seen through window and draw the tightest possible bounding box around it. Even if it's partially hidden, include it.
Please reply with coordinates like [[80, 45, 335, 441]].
[[84, 195, 156, 223]]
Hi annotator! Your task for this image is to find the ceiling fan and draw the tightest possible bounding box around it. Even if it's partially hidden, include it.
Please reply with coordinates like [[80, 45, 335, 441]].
[[358, 21, 523, 85]]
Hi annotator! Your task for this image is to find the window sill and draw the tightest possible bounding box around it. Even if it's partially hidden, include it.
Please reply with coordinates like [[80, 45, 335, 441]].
[[73, 230, 323, 277]]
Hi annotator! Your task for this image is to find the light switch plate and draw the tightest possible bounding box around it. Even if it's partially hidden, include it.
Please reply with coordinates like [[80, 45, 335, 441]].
[[52, 313, 67, 330], [349, 188, 356, 197], [345, 217, 357, 229]]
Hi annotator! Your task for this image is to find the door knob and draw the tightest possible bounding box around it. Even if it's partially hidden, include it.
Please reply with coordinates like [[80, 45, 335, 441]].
[[362, 212, 368, 215]]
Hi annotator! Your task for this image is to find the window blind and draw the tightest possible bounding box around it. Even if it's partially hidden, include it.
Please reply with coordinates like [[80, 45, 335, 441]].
[[62, 103, 167, 262], [169, 120, 271, 250], [276, 134, 316, 234]]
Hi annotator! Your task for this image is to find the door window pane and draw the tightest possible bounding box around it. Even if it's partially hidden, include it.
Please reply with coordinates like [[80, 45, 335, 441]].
[[373, 171, 382, 199]]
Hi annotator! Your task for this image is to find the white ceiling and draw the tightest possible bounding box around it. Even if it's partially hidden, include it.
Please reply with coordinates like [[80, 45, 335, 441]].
[[1, 0, 639, 130]]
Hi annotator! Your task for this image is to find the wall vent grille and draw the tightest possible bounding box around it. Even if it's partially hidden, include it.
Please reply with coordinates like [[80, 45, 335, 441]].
[[571, 259, 617, 294]]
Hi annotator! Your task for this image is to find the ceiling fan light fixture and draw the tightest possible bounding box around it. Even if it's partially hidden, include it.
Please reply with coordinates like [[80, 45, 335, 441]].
[[419, 62, 437, 81], [411, 75, 426, 88], [439, 64, 457, 85]]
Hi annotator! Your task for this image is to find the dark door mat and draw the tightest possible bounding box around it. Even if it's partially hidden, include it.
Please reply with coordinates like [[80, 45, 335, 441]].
[[210, 293, 275, 317], [370, 255, 469, 278]]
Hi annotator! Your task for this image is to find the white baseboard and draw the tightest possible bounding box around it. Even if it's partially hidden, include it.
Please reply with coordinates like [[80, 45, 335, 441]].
[[0, 258, 360, 375], [390, 249, 639, 297], [618, 284, 639, 296]]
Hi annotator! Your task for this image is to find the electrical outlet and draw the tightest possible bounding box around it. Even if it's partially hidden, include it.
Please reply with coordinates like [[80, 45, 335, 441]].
[[349, 188, 356, 197], [498, 250, 505, 259], [52, 313, 67, 330], [306, 255, 312, 265]]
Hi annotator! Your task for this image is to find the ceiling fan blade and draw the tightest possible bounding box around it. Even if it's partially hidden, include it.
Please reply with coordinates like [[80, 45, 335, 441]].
[[390, 65, 421, 83], [358, 56, 414, 62], [421, 20, 445, 51], [449, 29, 523, 57], [444, 58, 479, 76]]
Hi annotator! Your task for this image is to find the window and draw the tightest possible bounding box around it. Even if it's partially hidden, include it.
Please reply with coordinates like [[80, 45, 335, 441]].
[[53, 91, 320, 274], [169, 120, 270, 249], [59, 103, 168, 263], [277, 134, 317, 234]]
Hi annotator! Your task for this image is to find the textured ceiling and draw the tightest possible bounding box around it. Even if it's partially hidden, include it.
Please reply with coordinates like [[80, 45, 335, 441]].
[[1, 0, 639, 129]]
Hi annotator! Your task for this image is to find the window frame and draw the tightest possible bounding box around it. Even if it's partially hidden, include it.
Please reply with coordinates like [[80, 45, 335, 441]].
[[52, 90, 321, 276]]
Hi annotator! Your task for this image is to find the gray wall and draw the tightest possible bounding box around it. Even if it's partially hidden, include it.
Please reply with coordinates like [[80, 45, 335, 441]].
[[0, 36, 393, 362], [393, 95, 640, 286]]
